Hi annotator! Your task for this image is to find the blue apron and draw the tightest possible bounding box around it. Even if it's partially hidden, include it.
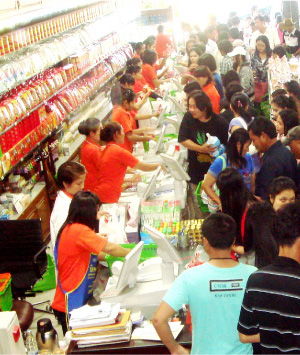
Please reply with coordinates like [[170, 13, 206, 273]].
[[54, 241, 98, 315]]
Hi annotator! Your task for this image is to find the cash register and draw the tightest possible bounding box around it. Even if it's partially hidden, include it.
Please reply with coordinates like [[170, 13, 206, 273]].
[[100, 227, 184, 317]]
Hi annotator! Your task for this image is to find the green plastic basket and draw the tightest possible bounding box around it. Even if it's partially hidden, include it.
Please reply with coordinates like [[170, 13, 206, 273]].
[[195, 181, 209, 213], [32, 254, 56, 292], [0, 273, 13, 311], [105, 243, 157, 276]]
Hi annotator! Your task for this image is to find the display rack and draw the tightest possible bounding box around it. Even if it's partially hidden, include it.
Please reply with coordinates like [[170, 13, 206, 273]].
[[0, 0, 141, 227]]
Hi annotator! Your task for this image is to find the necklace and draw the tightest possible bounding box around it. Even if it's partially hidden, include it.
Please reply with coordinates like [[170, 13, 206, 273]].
[[209, 258, 232, 261]]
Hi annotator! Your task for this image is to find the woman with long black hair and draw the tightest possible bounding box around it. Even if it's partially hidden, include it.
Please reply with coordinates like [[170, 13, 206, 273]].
[[238, 202, 278, 268], [216, 168, 256, 246], [251, 35, 272, 105], [52, 191, 129, 334]]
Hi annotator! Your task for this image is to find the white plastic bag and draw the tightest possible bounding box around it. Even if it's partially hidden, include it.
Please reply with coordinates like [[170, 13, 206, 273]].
[[99, 204, 128, 244]]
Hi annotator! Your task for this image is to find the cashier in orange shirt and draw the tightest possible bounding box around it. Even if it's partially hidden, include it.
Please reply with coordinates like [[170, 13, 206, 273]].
[[142, 49, 168, 90], [155, 25, 172, 58], [98, 122, 164, 203], [111, 89, 153, 152], [79, 118, 103, 197], [52, 190, 130, 334]]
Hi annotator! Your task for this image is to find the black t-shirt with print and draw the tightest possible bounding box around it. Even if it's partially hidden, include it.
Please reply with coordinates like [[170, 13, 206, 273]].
[[178, 112, 229, 184]]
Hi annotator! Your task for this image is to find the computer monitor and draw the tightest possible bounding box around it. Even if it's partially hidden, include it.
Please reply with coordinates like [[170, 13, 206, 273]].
[[141, 166, 162, 200], [168, 95, 186, 114], [160, 153, 190, 181], [143, 225, 183, 283], [171, 78, 183, 92], [160, 153, 190, 208], [114, 241, 144, 292], [155, 124, 166, 154], [155, 106, 168, 128]]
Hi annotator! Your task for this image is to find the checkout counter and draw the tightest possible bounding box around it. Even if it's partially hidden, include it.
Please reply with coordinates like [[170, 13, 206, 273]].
[[67, 77, 193, 353]]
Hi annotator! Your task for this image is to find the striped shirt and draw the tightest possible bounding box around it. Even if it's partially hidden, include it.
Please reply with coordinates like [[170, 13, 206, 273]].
[[238, 257, 300, 354]]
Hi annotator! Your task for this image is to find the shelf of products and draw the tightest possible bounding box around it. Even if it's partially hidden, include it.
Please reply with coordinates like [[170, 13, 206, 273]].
[[0, 0, 141, 225], [0, 44, 132, 179]]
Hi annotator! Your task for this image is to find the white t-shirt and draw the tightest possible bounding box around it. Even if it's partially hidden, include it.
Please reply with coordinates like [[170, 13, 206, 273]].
[[250, 27, 281, 50], [50, 190, 72, 249]]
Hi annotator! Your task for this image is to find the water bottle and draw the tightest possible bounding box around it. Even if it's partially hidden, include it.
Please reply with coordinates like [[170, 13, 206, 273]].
[[206, 133, 220, 158], [25, 330, 38, 355]]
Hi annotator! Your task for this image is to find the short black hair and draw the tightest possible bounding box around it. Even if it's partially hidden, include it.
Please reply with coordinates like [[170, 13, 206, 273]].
[[272, 201, 300, 247], [225, 81, 243, 102], [119, 74, 135, 86], [217, 39, 234, 54], [197, 53, 217, 72], [218, 31, 230, 41], [248, 116, 277, 139], [229, 27, 241, 40], [157, 25, 164, 33], [269, 176, 297, 199], [231, 16, 240, 26], [56, 162, 86, 190], [273, 45, 286, 58], [271, 88, 287, 98], [188, 90, 213, 117], [222, 70, 240, 88], [254, 15, 265, 23], [196, 32, 208, 45], [202, 213, 236, 249], [142, 49, 158, 65], [184, 81, 201, 94], [126, 65, 141, 75], [193, 65, 213, 85]]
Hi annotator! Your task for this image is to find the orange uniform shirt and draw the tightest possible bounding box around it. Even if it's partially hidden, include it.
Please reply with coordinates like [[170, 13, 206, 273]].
[[111, 105, 137, 152], [52, 223, 107, 313], [80, 138, 102, 198], [133, 79, 144, 93], [98, 143, 139, 203], [142, 63, 157, 90], [155, 33, 171, 58], [203, 82, 221, 114]]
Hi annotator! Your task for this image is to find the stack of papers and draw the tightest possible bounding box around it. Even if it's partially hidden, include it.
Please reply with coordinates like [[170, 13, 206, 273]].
[[71, 307, 132, 348], [131, 321, 184, 341], [69, 303, 120, 329]]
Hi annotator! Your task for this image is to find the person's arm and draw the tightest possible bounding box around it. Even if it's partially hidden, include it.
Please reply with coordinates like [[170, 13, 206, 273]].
[[135, 111, 159, 121], [152, 77, 165, 88], [180, 139, 216, 154], [153, 301, 190, 355], [135, 161, 164, 172], [273, 28, 281, 47], [126, 131, 151, 143], [201, 172, 220, 206], [157, 67, 168, 79], [181, 73, 196, 85], [133, 90, 151, 111], [239, 332, 260, 344], [101, 240, 130, 257]]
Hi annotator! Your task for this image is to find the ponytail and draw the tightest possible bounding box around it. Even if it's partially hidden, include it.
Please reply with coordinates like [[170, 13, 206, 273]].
[[230, 92, 252, 124]]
